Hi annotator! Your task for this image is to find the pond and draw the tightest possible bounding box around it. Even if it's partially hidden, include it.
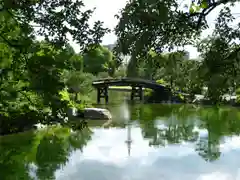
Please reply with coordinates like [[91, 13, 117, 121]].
[[1, 101, 240, 180]]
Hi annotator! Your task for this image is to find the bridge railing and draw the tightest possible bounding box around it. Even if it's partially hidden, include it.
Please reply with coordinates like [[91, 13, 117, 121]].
[[92, 77, 157, 84], [92, 78, 189, 95], [93, 78, 116, 82]]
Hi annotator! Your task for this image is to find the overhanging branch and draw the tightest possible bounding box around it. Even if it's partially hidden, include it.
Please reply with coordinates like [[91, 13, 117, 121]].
[[187, 0, 232, 29], [227, 47, 240, 60], [0, 33, 21, 48]]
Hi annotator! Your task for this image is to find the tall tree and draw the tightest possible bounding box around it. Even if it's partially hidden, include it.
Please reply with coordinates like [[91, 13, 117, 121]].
[[114, 0, 240, 103], [0, 0, 109, 134], [114, 0, 239, 60], [83, 45, 115, 75]]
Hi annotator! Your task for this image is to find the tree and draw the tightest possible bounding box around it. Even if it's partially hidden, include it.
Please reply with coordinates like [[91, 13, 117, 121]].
[[179, 59, 203, 98], [194, 4, 240, 102], [114, 0, 239, 57], [69, 54, 84, 71], [0, 125, 93, 179], [156, 51, 186, 90], [0, 0, 109, 134], [114, 64, 127, 78], [64, 71, 95, 102], [114, 0, 240, 103], [83, 45, 115, 75], [0, 131, 37, 180]]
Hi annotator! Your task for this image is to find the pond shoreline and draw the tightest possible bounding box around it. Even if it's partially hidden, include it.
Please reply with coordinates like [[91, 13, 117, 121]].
[[1, 100, 240, 137], [2, 103, 240, 179]]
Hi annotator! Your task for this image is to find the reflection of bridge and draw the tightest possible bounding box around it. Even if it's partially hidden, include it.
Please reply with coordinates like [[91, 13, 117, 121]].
[[92, 78, 171, 103]]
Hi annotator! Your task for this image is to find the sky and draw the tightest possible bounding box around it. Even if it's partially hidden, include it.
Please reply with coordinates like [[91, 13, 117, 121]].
[[52, 126, 240, 180], [69, 0, 240, 59]]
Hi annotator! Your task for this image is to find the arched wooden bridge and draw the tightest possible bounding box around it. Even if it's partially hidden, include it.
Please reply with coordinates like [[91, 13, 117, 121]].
[[92, 78, 171, 103]]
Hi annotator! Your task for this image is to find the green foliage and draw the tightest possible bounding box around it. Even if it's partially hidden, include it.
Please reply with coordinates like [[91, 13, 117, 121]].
[[59, 89, 85, 110], [62, 70, 96, 105], [178, 93, 185, 101], [235, 88, 240, 103], [114, 0, 240, 104], [114, 0, 202, 57], [0, 0, 109, 134], [69, 54, 83, 71], [115, 0, 238, 57], [156, 79, 168, 86], [83, 46, 115, 75], [64, 71, 95, 94], [0, 126, 93, 179], [113, 65, 127, 78], [97, 72, 110, 79], [144, 88, 153, 97], [1, 0, 240, 135], [197, 36, 240, 103]]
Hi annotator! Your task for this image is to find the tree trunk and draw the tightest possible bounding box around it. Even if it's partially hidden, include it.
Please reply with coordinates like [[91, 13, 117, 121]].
[[127, 56, 138, 77]]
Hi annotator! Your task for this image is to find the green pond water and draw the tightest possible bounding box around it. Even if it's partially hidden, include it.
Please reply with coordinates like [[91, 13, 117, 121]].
[[1, 98, 240, 180]]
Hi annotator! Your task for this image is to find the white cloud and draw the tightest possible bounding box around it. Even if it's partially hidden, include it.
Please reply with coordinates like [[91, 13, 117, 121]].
[[197, 172, 236, 180], [55, 127, 240, 180], [82, 0, 128, 45]]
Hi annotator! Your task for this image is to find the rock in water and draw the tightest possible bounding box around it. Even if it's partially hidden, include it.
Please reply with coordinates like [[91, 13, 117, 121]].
[[83, 108, 112, 120], [67, 107, 112, 120]]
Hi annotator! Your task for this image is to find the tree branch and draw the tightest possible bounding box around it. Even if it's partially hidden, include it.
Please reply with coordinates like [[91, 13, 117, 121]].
[[0, 32, 24, 49], [226, 47, 240, 60], [19, 91, 37, 107], [187, 0, 232, 29]]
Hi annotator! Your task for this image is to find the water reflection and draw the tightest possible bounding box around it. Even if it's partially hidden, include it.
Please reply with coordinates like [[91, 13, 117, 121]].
[[0, 127, 93, 180], [56, 128, 240, 180], [121, 98, 130, 121], [1, 104, 240, 179]]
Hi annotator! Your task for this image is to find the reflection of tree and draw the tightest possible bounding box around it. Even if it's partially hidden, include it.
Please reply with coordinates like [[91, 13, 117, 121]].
[[147, 124, 198, 147], [35, 126, 93, 180], [0, 126, 93, 180], [138, 104, 166, 146], [193, 107, 240, 162], [164, 123, 198, 144], [195, 108, 223, 162], [35, 134, 70, 180], [196, 135, 221, 162], [0, 131, 36, 180], [138, 105, 199, 147], [68, 129, 92, 151], [137, 104, 240, 162], [148, 129, 166, 146], [137, 105, 240, 162]]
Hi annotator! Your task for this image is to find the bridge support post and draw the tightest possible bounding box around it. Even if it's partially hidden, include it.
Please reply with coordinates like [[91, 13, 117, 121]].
[[130, 86, 143, 101], [97, 86, 109, 104]]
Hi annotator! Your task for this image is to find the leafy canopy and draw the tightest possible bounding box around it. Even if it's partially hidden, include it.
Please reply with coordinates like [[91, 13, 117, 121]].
[[114, 0, 239, 57], [0, 0, 110, 134]]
